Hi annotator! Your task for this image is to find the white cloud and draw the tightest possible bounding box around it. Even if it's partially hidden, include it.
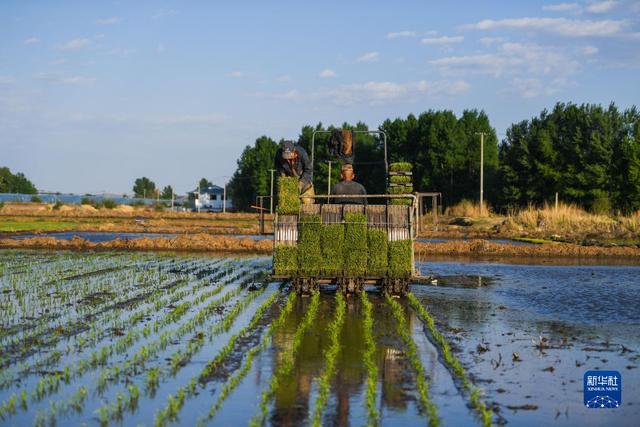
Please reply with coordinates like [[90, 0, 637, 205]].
[[33, 72, 96, 85], [479, 36, 505, 45], [581, 45, 600, 54], [108, 47, 135, 57], [226, 71, 243, 78], [356, 51, 379, 63], [430, 42, 580, 97], [265, 79, 469, 106], [0, 75, 14, 84], [56, 38, 91, 50], [586, 1, 618, 13], [387, 31, 417, 39], [542, 3, 580, 12], [24, 37, 40, 45], [156, 43, 165, 54], [96, 16, 121, 25], [463, 17, 625, 37], [277, 74, 291, 82], [319, 69, 337, 78], [421, 35, 464, 45]]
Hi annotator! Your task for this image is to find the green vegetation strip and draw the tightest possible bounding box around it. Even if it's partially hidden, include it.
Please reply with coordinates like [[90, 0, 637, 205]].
[[321, 224, 344, 276], [407, 293, 492, 426], [310, 292, 346, 427], [389, 175, 412, 184], [298, 215, 322, 276], [277, 176, 300, 214], [273, 245, 297, 276], [196, 292, 297, 426], [385, 293, 439, 427], [389, 162, 413, 172], [389, 240, 412, 277], [360, 291, 379, 425], [344, 213, 367, 277], [250, 292, 321, 427], [367, 229, 388, 276]]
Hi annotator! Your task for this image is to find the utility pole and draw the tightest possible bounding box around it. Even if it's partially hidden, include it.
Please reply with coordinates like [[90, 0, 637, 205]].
[[475, 132, 487, 216], [268, 168, 275, 215], [223, 181, 227, 213], [326, 161, 333, 195]]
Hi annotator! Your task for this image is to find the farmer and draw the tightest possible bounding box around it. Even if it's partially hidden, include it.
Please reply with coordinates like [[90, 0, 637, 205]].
[[274, 140, 315, 204], [331, 164, 367, 204]]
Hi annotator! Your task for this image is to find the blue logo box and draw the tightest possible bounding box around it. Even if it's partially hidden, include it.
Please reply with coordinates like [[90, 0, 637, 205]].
[[584, 370, 622, 408]]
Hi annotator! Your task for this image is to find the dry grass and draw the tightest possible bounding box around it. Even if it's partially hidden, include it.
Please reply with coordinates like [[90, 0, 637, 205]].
[[444, 200, 492, 218], [506, 203, 617, 235]]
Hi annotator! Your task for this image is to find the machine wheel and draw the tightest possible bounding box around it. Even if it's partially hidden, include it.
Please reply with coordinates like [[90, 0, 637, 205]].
[[383, 278, 409, 296], [293, 277, 318, 295], [337, 278, 364, 295]]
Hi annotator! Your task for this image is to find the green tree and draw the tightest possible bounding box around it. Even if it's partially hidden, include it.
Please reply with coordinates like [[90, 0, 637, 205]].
[[227, 136, 279, 211], [0, 167, 37, 194], [160, 185, 174, 200], [133, 177, 156, 198], [199, 178, 213, 189]]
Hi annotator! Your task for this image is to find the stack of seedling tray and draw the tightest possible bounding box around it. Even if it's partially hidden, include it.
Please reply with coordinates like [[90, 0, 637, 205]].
[[388, 162, 413, 206]]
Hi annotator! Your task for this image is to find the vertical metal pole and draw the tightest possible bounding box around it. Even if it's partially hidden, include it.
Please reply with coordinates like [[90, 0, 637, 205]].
[[555, 192, 559, 211], [259, 197, 265, 235], [476, 132, 486, 216], [223, 182, 227, 213], [327, 161, 332, 195], [269, 169, 275, 215]]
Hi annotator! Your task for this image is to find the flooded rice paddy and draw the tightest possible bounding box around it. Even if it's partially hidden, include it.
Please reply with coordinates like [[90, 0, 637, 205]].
[[0, 250, 638, 426]]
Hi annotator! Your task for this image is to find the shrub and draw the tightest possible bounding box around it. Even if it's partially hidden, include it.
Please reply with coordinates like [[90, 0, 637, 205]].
[[298, 215, 322, 276], [389, 162, 413, 172], [273, 245, 298, 276], [321, 223, 344, 276], [52, 201, 63, 210], [389, 175, 412, 184], [80, 197, 92, 205], [30, 195, 42, 203], [0, 201, 4, 210], [103, 199, 117, 209], [153, 203, 166, 212], [389, 240, 412, 278], [277, 177, 300, 214], [344, 213, 367, 277], [367, 229, 388, 276]]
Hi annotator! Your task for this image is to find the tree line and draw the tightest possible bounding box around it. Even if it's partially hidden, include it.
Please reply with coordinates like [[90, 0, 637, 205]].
[[229, 102, 640, 214], [0, 167, 37, 194]]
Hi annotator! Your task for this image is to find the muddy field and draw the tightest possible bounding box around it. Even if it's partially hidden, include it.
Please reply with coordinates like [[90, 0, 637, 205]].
[[0, 250, 638, 426]]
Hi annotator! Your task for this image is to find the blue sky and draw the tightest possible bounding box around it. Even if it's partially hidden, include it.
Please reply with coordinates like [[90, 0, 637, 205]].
[[1, 0, 639, 194]]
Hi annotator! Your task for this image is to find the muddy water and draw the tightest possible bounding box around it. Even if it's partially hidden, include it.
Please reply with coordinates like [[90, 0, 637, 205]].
[[414, 260, 640, 426]]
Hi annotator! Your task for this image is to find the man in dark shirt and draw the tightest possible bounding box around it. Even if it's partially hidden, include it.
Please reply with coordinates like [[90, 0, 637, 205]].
[[274, 140, 314, 203], [331, 164, 367, 204]]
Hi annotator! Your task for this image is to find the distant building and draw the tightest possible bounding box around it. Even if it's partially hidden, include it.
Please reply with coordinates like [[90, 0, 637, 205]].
[[187, 185, 232, 212]]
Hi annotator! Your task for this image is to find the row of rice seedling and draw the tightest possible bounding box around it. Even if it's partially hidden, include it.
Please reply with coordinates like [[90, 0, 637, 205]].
[[195, 292, 297, 426], [0, 263, 265, 421], [250, 291, 321, 427], [0, 258, 231, 389], [360, 291, 379, 426], [407, 293, 493, 426], [385, 293, 439, 427], [152, 288, 282, 427], [310, 292, 346, 427]]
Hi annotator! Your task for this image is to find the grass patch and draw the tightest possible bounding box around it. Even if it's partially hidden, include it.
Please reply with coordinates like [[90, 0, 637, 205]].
[[344, 213, 367, 277], [0, 219, 79, 232], [298, 215, 322, 276], [367, 229, 388, 276], [277, 177, 300, 215], [321, 223, 344, 276], [389, 240, 412, 277], [273, 245, 298, 276]]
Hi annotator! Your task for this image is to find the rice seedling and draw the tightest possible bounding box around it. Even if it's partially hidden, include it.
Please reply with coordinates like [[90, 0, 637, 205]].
[[344, 213, 368, 277], [273, 245, 298, 276], [298, 215, 322, 276], [388, 162, 413, 172], [407, 292, 493, 427], [310, 292, 346, 427], [320, 223, 344, 275], [277, 176, 301, 214], [250, 292, 321, 427], [385, 292, 439, 427], [367, 229, 388, 276], [389, 239, 412, 278], [360, 291, 379, 426]]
